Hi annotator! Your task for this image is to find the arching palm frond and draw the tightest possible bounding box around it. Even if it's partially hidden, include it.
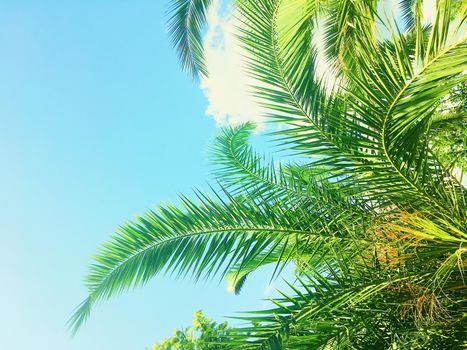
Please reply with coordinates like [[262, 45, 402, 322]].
[[167, 0, 213, 79], [212, 123, 373, 229], [237, 0, 362, 173], [226, 270, 467, 349], [69, 172, 371, 334], [322, 0, 378, 73], [239, 0, 467, 220], [225, 277, 407, 349], [211, 122, 311, 200], [68, 189, 299, 333], [346, 3, 467, 222]]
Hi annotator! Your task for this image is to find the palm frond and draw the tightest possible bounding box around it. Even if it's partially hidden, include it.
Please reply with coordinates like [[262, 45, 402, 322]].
[[167, 0, 213, 79], [322, 0, 378, 73], [224, 216, 467, 349], [211, 122, 311, 200], [238, 0, 365, 173], [240, 0, 466, 222], [224, 272, 421, 349], [399, 0, 416, 30], [69, 180, 372, 334], [348, 9, 467, 221]]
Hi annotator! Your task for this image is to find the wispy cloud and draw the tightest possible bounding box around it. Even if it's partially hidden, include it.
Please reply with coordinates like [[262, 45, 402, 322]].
[[201, 0, 264, 127], [422, 0, 436, 24]]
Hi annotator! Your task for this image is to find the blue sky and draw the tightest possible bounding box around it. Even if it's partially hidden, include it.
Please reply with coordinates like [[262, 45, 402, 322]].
[[0, 1, 283, 349], [0, 1, 445, 349]]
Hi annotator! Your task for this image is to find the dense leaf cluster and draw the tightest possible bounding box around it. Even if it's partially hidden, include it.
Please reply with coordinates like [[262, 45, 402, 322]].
[[150, 311, 229, 350]]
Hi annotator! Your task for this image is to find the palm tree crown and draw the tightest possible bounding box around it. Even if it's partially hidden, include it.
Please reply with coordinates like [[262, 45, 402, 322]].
[[71, 0, 467, 348]]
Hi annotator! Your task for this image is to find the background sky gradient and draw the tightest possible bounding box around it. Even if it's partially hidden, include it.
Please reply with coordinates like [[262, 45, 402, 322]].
[[0, 1, 281, 349]]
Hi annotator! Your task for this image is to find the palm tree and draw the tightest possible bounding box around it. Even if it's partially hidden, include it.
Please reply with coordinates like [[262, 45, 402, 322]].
[[70, 0, 467, 348]]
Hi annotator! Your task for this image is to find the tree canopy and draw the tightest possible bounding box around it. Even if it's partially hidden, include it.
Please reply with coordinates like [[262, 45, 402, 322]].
[[150, 311, 229, 350], [70, 1, 467, 348]]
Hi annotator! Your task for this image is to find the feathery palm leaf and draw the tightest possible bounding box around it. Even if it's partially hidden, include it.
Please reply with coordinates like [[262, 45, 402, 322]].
[[69, 171, 371, 333], [167, 0, 213, 79]]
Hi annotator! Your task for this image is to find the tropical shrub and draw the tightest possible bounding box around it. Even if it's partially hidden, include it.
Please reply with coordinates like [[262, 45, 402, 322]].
[[71, 0, 467, 348], [149, 310, 229, 350]]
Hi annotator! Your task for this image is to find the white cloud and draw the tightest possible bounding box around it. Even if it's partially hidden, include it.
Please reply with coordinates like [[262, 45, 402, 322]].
[[422, 0, 436, 25], [201, 0, 264, 127]]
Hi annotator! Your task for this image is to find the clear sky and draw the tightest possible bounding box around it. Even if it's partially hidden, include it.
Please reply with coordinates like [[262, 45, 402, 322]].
[[0, 1, 283, 349]]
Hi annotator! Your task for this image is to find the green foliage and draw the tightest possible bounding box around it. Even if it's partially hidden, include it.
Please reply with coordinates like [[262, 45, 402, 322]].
[[167, 0, 212, 79], [149, 311, 229, 350], [71, 0, 467, 348], [431, 82, 467, 171]]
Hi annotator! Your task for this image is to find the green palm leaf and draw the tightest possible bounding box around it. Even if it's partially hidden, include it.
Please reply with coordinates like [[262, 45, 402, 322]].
[[167, 0, 213, 79], [69, 180, 371, 334], [211, 122, 311, 200]]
